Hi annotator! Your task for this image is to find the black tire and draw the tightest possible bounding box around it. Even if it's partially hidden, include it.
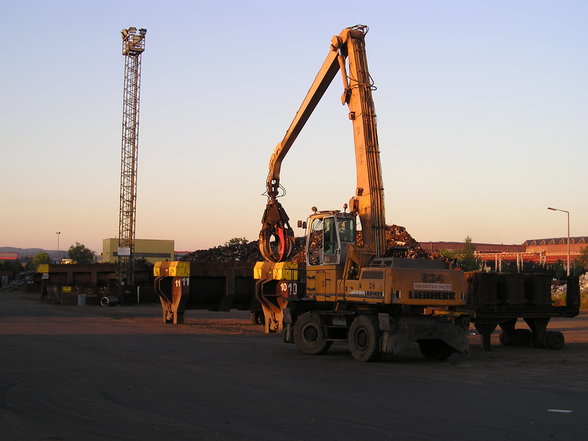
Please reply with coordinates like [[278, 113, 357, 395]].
[[513, 329, 532, 347], [250, 311, 265, 326], [348, 315, 381, 362], [293, 312, 332, 355], [544, 331, 565, 350], [418, 340, 452, 361], [531, 333, 545, 348], [499, 332, 512, 346]]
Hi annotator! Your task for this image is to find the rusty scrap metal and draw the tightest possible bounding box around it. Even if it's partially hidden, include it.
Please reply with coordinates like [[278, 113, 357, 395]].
[[181, 225, 429, 263]]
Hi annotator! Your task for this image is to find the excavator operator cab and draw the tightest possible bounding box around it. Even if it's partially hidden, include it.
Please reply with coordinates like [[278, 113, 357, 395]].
[[305, 211, 356, 266]]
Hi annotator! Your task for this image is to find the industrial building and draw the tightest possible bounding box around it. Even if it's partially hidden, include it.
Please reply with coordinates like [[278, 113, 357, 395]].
[[420, 241, 525, 255], [422, 237, 587, 272], [101, 238, 174, 265], [523, 237, 587, 263]]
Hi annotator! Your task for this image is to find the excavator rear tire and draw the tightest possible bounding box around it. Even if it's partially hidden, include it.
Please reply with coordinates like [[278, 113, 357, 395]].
[[293, 312, 332, 355], [348, 315, 381, 362]]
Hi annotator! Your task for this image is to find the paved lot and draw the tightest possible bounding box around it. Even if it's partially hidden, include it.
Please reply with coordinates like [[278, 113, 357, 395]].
[[1, 291, 587, 441]]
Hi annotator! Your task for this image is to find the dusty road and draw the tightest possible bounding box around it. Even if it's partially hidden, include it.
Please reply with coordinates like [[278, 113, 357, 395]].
[[1, 291, 587, 441]]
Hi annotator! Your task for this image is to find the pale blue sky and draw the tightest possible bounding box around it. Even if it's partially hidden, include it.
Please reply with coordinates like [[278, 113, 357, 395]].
[[1, 0, 586, 253]]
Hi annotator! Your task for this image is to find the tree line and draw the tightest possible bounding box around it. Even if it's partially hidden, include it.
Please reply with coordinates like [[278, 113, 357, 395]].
[[1, 242, 96, 272], [2, 237, 587, 280]]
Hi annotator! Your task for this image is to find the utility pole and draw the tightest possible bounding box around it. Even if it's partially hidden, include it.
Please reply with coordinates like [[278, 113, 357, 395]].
[[118, 27, 146, 289], [56, 232, 60, 263]]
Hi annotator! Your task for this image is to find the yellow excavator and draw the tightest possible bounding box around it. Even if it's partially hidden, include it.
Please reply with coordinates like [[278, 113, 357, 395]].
[[255, 25, 470, 361]]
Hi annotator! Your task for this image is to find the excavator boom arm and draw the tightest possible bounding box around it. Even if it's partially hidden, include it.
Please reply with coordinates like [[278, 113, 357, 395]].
[[267, 48, 340, 194], [260, 25, 386, 262]]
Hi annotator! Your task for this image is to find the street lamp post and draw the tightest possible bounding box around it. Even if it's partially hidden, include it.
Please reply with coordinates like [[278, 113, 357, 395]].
[[56, 232, 61, 264], [547, 207, 570, 277]]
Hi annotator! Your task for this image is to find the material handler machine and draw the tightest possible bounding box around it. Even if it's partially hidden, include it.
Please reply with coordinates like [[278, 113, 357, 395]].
[[150, 25, 578, 360], [255, 25, 470, 361]]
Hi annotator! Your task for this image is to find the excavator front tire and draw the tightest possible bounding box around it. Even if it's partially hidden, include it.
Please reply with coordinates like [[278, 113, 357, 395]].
[[293, 312, 332, 355]]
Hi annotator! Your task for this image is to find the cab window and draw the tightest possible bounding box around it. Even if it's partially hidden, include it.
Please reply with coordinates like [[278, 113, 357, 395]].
[[323, 217, 337, 255], [307, 218, 323, 265], [337, 218, 355, 243]]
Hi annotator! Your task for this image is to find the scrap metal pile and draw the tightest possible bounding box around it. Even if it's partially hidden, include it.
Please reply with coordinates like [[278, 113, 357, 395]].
[[370, 224, 430, 259], [181, 241, 267, 263], [181, 225, 429, 263]]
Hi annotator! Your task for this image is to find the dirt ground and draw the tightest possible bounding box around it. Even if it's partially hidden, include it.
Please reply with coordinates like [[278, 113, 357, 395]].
[[2, 290, 587, 441], [3, 291, 587, 366]]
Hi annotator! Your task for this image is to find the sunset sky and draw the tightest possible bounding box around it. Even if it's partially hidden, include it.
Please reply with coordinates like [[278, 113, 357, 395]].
[[1, 0, 586, 254]]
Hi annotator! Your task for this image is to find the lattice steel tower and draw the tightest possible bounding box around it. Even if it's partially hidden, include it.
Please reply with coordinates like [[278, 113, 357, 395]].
[[118, 27, 146, 287]]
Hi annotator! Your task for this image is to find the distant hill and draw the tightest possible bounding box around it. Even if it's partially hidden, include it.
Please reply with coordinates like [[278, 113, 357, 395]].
[[0, 247, 67, 259]]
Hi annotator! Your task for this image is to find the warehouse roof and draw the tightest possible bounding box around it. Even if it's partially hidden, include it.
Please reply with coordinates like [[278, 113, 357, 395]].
[[523, 237, 588, 246]]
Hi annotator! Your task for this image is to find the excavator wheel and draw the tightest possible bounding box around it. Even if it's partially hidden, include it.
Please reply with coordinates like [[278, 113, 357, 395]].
[[499, 332, 513, 346], [348, 315, 381, 362], [512, 329, 532, 347], [418, 340, 452, 361], [293, 312, 332, 355], [544, 331, 565, 350]]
